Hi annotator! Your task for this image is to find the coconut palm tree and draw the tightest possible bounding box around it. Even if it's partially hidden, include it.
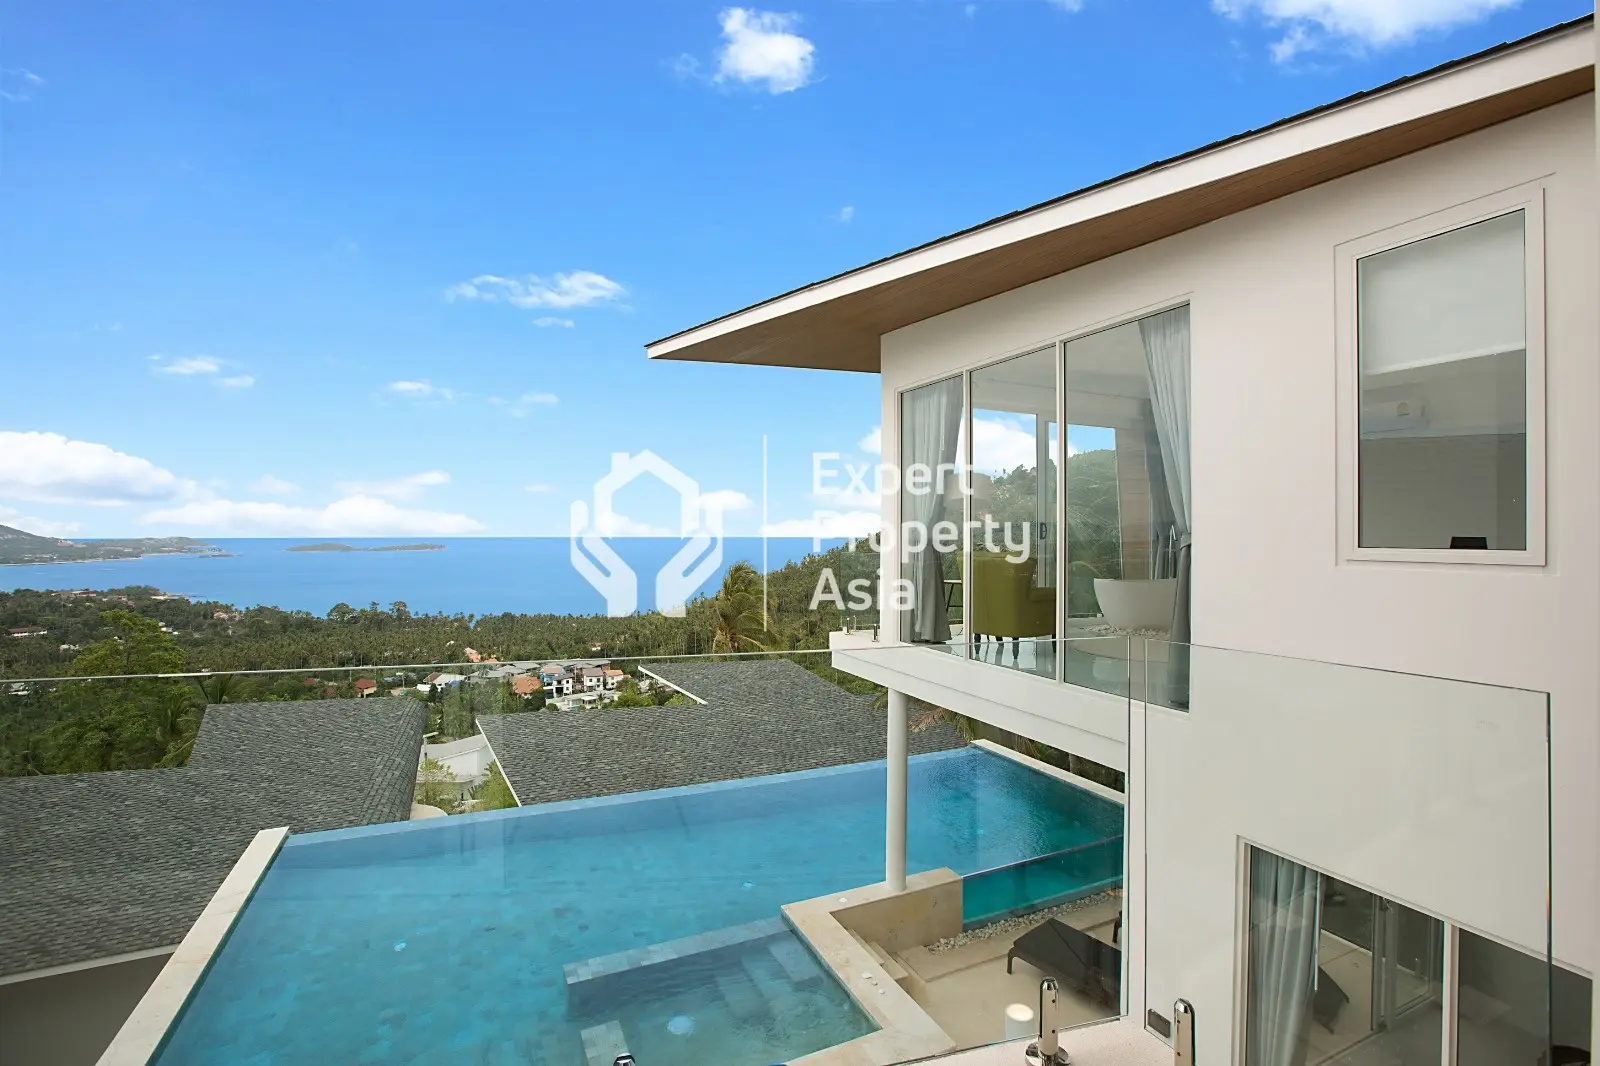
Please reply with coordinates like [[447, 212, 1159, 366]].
[[711, 562, 770, 653]]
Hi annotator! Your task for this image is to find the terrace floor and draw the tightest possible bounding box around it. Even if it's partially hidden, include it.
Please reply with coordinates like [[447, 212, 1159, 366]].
[[898, 894, 1124, 1050]]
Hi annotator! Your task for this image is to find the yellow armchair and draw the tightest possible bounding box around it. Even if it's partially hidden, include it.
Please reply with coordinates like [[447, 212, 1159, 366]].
[[972, 553, 1057, 639]]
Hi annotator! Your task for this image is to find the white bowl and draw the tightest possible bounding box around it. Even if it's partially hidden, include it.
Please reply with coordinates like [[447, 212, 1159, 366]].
[[1093, 578, 1177, 632]]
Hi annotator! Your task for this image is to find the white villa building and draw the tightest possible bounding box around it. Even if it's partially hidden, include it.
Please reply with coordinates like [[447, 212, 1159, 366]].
[[649, 18, 1600, 1065]]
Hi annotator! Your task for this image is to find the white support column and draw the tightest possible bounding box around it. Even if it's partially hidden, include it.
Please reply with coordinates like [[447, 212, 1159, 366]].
[[886, 687, 909, 892]]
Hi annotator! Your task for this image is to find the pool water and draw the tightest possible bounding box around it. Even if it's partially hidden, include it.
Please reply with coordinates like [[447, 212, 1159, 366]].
[[153, 746, 1123, 1066]]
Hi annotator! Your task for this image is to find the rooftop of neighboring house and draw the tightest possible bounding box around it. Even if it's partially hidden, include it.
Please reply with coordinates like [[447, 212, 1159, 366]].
[[0, 698, 426, 979], [511, 675, 542, 696], [353, 678, 377, 691], [476, 659, 963, 807]]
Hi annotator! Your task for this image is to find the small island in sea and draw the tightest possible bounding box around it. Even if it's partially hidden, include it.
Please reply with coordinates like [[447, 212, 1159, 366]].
[[285, 542, 447, 553]]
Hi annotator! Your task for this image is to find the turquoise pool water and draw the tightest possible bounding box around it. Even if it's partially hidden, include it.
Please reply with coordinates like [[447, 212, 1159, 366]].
[[153, 746, 1124, 1066]]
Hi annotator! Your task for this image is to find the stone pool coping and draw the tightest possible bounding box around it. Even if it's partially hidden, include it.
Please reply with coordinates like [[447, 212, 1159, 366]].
[[95, 827, 287, 1066], [783, 870, 960, 1066]]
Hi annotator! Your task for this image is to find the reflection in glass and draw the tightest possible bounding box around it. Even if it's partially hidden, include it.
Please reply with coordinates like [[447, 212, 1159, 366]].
[[1454, 930, 1592, 1066], [900, 376, 964, 644], [970, 347, 1057, 678], [1062, 307, 1191, 697], [1245, 849, 1443, 1066]]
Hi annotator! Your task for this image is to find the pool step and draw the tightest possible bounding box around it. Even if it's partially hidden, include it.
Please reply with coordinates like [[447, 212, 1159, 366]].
[[715, 971, 767, 1021], [742, 951, 798, 1007], [767, 936, 823, 986], [565, 915, 788, 1012], [579, 1021, 629, 1066]]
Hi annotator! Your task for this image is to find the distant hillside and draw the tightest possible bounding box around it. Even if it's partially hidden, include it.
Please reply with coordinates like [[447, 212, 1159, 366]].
[[0, 524, 223, 566]]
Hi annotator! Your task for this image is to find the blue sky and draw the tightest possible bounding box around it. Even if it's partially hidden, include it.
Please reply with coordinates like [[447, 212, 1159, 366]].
[[0, 0, 1588, 539]]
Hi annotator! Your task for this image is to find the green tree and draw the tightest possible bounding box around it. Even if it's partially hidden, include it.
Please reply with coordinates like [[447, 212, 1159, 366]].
[[473, 761, 517, 811], [71, 611, 186, 677], [711, 562, 769, 653], [415, 756, 458, 811]]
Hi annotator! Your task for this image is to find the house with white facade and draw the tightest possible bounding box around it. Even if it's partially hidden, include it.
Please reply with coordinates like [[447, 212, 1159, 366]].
[[648, 18, 1599, 1064]]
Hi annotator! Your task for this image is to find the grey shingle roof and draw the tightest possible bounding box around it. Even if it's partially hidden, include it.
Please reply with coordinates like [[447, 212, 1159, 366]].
[[0, 698, 426, 978], [477, 659, 962, 806]]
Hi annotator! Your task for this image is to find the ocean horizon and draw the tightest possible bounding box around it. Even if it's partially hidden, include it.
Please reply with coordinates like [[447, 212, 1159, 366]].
[[0, 537, 849, 617]]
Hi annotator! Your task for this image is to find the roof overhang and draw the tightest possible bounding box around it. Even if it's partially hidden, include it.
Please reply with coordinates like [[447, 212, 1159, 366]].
[[646, 18, 1594, 374]]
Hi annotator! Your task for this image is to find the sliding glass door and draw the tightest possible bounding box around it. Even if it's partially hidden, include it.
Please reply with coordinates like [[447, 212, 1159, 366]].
[[895, 303, 1190, 689], [969, 347, 1057, 678], [1246, 849, 1445, 1066]]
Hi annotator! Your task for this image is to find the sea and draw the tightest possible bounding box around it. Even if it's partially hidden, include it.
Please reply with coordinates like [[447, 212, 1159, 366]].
[[0, 537, 849, 618]]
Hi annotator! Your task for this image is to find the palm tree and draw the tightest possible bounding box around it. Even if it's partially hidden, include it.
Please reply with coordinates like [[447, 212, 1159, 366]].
[[193, 673, 239, 705], [711, 562, 770, 654], [153, 689, 201, 767]]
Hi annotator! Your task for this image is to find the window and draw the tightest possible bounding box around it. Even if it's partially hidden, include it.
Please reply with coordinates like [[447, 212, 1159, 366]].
[[1243, 849, 1588, 1066], [1343, 190, 1544, 564]]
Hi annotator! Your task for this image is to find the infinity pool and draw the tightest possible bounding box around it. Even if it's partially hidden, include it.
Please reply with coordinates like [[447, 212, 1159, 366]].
[[153, 746, 1123, 1066]]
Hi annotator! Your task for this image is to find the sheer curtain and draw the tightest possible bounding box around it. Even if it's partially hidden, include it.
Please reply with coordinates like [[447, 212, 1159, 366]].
[[902, 377, 963, 642], [1246, 850, 1321, 1066], [1140, 305, 1192, 702]]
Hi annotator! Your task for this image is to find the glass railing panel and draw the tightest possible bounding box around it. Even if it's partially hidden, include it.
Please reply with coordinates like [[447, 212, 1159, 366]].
[[1142, 642, 1554, 1066], [896, 637, 1131, 1053], [1, 642, 1138, 1065]]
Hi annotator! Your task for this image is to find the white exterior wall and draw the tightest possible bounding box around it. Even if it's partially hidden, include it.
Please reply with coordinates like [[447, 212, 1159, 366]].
[[874, 94, 1598, 996]]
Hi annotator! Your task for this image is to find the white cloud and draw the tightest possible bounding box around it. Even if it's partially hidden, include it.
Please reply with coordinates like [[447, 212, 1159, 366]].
[[0, 68, 44, 103], [1213, 0, 1524, 56], [0, 431, 196, 506], [153, 355, 221, 376], [532, 316, 576, 329], [590, 512, 674, 537], [142, 496, 484, 537], [714, 8, 816, 94], [761, 511, 881, 539], [837, 205, 854, 223], [701, 489, 755, 513], [0, 506, 82, 538], [859, 426, 882, 455], [335, 470, 450, 503], [1045, 0, 1085, 11], [387, 379, 455, 402], [447, 271, 626, 310], [971, 415, 1058, 475], [524, 483, 556, 494], [251, 475, 299, 496], [150, 355, 253, 387], [492, 391, 560, 418]]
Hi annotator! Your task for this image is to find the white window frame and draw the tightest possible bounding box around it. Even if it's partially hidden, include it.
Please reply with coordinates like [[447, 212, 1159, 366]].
[[1336, 182, 1547, 566]]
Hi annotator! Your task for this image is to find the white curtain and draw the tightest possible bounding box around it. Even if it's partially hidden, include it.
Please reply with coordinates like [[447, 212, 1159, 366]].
[[903, 377, 963, 642], [1140, 305, 1192, 541], [1141, 307, 1193, 704], [1245, 851, 1321, 1066]]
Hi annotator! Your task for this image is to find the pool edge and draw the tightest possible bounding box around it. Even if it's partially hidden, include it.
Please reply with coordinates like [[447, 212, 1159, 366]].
[[94, 826, 288, 1066]]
